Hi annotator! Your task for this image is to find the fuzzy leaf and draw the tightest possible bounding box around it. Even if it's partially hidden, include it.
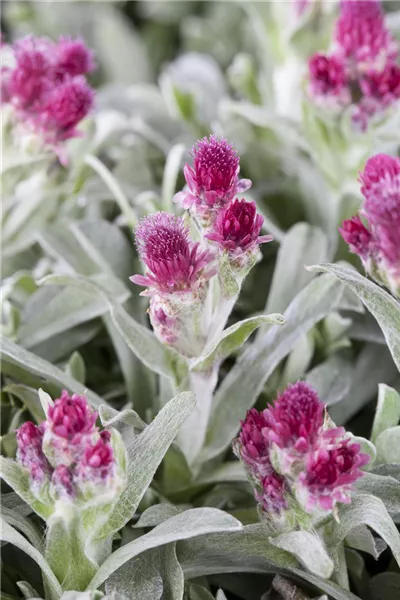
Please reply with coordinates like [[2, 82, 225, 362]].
[[306, 355, 352, 406], [1, 506, 44, 552], [307, 264, 400, 371], [88, 508, 243, 590], [371, 384, 400, 444], [95, 392, 196, 540], [330, 494, 400, 567], [178, 524, 359, 600], [346, 525, 387, 559], [0, 519, 62, 600], [270, 531, 334, 579], [190, 314, 285, 372], [45, 508, 98, 592], [41, 274, 185, 381], [0, 457, 52, 520], [375, 427, 400, 465], [355, 472, 400, 515], [66, 352, 86, 385], [0, 336, 104, 408], [202, 274, 345, 461], [266, 223, 328, 313]]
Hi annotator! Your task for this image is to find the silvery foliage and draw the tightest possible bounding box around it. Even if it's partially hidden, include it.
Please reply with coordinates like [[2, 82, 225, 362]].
[[1, 2, 400, 600]]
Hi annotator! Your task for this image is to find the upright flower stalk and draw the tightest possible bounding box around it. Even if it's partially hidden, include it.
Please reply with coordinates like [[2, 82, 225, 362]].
[[130, 135, 272, 464], [307, 0, 400, 130], [233, 382, 370, 531], [340, 153, 400, 297]]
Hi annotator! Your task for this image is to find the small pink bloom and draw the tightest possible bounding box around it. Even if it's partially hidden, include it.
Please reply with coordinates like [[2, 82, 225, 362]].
[[205, 198, 272, 253], [298, 437, 370, 511], [51, 465, 75, 499], [339, 215, 374, 259], [335, 1, 397, 72], [47, 390, 97, 444], [43, 76, 94, 139], [78, 430, 115, 483], [308, 53, 350, 106], [8, 36, 52, 110], [235, 408, 272, 479], [16, 421, 52, 487], [55, 37, 95, 78], [174, 135, 251, 214], [264, 382, 324, 454], [360, 63, 400, 108], [130, 212, 215, 295], [360, 154, 400, 226]]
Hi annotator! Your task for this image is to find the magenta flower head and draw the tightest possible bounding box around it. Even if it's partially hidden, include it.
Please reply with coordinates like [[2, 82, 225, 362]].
[[55, 37, 95, 78], [43, 76, 94, 140], [78, 431, 115, 483], [16, 421, 52, 493], [341, 154, 400, 296], [174, 135, 251, 218], [339, 215, 374, 260], [43, 390, 98, 468], [335, 0, 397, 72], [233, 408, 272, 479], [297, 438, 370, 512], [264, 382, 324, 455], [308, 53, 350, 107], [233, 409, 291, 528], [8, 36, 52, 110], [130, 212, 215, 296], [205, 198, 273, 255]]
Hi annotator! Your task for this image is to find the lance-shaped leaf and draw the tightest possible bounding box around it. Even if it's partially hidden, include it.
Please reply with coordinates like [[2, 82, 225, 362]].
[[95, 392, 196, 540], [371, 384, 400, 444], [201, 274, 345, 461], [270, 531, 334, 579], [178, 524, 359, 600], [0, 519, 62, 600], [306, 355, 352, 406], [307, 264, 400, 371], [375, 427, 400, 465], [330, 494, 400, 567], [190, 314, 285, 372], [40, 274, 187, 382], [88, 508, 243, 589], [2, 506, 44, 552], [0, 457, 52, 520], [0, 336, 104, 408], [266, 223, 329, 314]]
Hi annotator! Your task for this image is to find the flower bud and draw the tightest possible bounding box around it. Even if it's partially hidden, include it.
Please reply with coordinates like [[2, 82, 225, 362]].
[[173, 136, 251, 225], [43, 390, 98, 467], [16, 421, 52, 499], [205, 198, 272, 268]]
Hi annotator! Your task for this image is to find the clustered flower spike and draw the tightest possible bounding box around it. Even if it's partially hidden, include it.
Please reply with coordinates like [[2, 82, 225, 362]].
[[308, 0, 400, 129], [1, 35, 95, 161], [131, 136, 271, 356], [16, 390, 125, 506], [340, 153, 400, 297], [233, 381, 369, 527], [174, 135, 251, 223]]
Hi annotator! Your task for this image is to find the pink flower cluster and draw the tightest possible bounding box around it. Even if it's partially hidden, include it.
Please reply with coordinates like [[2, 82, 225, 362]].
[[234, 382, 369, 519], [16, 391, 115, 502], [340, 153, 400, 296], [1, 35, 95, 158], [308, 1, 400, 129], [130, 136, 271, 352]]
